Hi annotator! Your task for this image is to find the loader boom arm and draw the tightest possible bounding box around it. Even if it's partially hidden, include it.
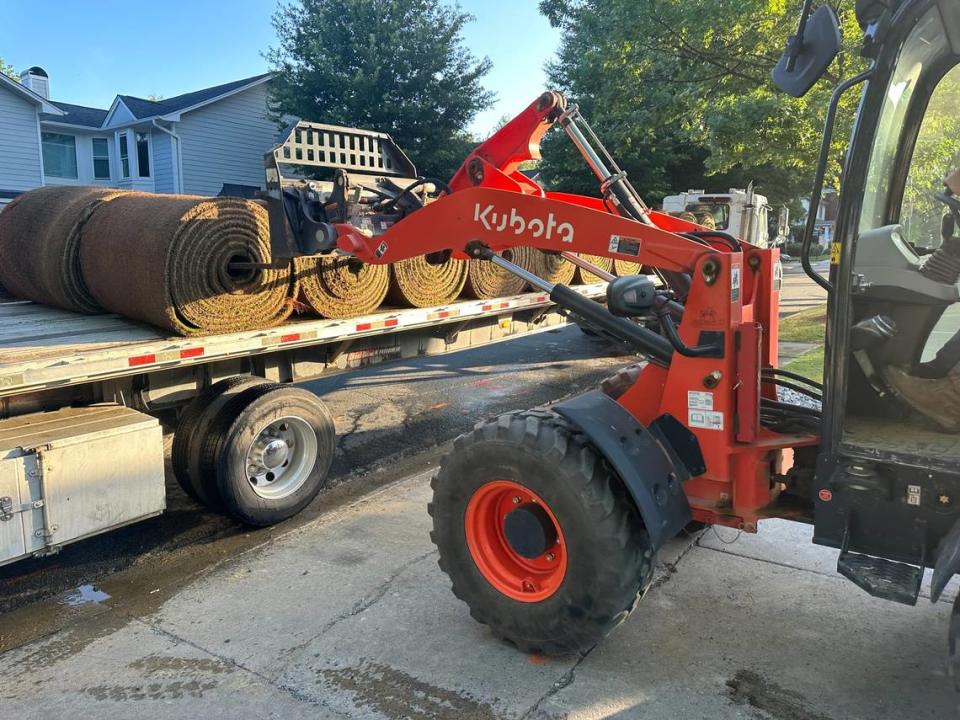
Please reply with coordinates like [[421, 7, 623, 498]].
[[332, 91, 721, 272]]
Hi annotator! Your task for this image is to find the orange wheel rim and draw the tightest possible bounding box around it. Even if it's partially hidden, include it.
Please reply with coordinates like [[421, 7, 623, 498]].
[[465, 480, 567, 602]]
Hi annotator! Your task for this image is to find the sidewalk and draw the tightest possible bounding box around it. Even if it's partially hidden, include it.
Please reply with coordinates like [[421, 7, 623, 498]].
[[2, 469, 957, 719]]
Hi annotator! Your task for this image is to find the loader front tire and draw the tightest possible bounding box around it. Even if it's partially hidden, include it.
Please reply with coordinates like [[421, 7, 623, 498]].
[[430, 409, 653, 655]]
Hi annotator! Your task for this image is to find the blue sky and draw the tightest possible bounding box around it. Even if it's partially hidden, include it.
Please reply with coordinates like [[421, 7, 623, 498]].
[[0, 0, 560, 137]]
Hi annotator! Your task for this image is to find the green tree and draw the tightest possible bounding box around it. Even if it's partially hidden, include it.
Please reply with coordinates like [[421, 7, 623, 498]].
[[0, 57, 17, 80], [902, 67, 960, 247], [536, 0, 864, 208], [267, 0, 494, 179]]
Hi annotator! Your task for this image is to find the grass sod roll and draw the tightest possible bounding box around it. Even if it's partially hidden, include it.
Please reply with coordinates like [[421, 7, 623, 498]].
[[612, 258, 643, 276], [574, 253, 613, 284], [80, 194, 298, 335], [0, 186, 129, 313], [463, 246, 540, 299], [535, 250, 576, 286], [296, 255, 389, 318], [388, 254, 468, 308]]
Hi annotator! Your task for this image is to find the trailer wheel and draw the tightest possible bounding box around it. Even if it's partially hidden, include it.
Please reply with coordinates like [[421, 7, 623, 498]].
[[172, 375, 267, 505], [207, 384, 335, 526], [430, 409, 653, 655]]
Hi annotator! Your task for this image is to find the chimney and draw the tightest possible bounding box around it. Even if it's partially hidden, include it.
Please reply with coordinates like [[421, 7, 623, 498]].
[[19, 66, 50, 99]]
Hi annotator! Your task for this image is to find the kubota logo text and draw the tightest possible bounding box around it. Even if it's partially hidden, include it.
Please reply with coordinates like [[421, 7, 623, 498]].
[[474, 203, 575, 243]]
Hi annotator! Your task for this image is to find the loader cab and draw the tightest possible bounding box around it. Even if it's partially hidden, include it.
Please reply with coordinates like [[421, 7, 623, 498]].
[[805, 0, 960, 596]]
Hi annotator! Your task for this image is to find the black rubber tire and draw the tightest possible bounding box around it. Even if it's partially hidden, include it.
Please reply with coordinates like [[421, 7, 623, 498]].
[[429, 409, 654, 655], [172, 376, 267, 504], [184, 376, 270, 509], [207, 384, 336, 526]]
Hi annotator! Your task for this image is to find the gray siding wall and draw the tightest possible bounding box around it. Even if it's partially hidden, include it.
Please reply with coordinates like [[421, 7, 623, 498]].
[[152, 130, 176, 194], [178, 83, 277, 197], [0, 89, 42, 192]]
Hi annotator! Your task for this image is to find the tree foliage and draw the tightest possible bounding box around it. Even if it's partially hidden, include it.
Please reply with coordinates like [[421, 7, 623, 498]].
[[0, 57, 17, 80], [267, 0, 494, 178], [536, 0, 865, 209], [902, 67, 960, 247]]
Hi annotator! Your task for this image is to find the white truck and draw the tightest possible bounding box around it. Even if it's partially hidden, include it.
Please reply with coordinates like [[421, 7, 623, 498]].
[[661, 185, 789, 248]]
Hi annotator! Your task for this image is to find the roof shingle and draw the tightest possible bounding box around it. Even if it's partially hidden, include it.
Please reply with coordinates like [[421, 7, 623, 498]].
[[35, 72, 272, 129]]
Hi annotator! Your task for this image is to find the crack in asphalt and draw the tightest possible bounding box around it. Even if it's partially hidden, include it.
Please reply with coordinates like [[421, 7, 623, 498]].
[[137, 618, 352, 718], [276, 549, 437, 665], [517, 535, 703, 720], [518, 649, 591, 720]]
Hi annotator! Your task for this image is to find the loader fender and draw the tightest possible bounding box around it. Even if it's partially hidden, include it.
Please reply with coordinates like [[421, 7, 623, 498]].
[[931, 517, 960, 603], [553, 390, 699, 550]]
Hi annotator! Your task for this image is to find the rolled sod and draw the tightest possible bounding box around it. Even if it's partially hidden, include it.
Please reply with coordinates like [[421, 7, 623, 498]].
[[613, 258, 643, 276], [80, 193, 298, 335], [574, 253, 613, 284], [296, 255, 389, 318], [0, 185, 129, 313], [463, 246, 540, 299], [388, 254, 468, 308]]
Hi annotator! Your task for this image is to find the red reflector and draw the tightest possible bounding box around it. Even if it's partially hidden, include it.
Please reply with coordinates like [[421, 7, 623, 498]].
[[180, 347, 204, 359], [280, 333, 301, 343], [482, 304, 493, 311], [355, 322, 372, 331], [499, 302, 510, 309], [536, 295, 548, 302], [437, 311, 450, 318], [384, 318, 398, 327], [128, 354, 155, 367]]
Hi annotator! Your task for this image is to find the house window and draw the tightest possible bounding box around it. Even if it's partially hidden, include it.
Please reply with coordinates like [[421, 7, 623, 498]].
[[136, 132, 150, 178], [92, 138, 111, 180], [41, 132, 78, 179], [119, 134, 130, 178]]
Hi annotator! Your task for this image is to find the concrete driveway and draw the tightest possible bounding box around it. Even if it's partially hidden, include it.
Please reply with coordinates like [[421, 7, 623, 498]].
[[2, 469, 957, 719]]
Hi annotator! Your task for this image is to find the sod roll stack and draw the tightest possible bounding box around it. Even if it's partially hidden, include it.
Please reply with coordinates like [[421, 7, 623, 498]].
[[80, 193, 297, 335], [463, 246, 540, 299], [296, 255, 389, 318], [574, 253, 613, 283], [535, 250, 576, 286], [388, 254, 468, 308], [0, 185, 127, 313], [612, 258, 643, 276]]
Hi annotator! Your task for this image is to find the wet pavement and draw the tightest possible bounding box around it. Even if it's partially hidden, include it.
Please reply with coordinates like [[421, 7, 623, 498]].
[[1, 471, 957, 719]]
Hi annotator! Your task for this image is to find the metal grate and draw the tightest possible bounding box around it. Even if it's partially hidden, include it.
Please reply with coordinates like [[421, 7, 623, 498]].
[[271, 121, 417, 177]]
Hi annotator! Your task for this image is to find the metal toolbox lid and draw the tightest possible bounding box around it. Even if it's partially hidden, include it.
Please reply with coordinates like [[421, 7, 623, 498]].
[[0, 404, 158, 457]]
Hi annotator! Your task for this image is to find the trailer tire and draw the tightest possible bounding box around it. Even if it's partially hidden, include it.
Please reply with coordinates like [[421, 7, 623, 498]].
[[209, 384, 335, 526], [430, 409, 653, 655], [172, 375, 267, 505]]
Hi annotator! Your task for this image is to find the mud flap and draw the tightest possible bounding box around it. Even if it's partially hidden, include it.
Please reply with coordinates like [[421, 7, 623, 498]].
[[553, 390, 700, 550]]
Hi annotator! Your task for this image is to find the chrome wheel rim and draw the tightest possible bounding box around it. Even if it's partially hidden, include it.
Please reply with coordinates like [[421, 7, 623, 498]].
[[244, 416, 317, 500]]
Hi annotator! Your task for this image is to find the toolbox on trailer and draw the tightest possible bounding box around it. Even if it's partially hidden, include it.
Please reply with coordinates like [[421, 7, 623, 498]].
[[0, 404, 165, 566]]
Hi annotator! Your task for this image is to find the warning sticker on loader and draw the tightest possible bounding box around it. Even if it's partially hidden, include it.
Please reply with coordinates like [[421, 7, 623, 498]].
[[687, 391, 714, 411], [730, 265, 741, 303], [688, 409, 724, 431], [830, 242, 842, 264]]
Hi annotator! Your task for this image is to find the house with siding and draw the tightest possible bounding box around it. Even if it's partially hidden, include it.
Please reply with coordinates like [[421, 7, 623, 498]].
[[0, 67, 278, 206]]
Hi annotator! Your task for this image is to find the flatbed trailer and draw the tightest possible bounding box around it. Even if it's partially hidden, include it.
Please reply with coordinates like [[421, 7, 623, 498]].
[[0, 284, 606, 566]]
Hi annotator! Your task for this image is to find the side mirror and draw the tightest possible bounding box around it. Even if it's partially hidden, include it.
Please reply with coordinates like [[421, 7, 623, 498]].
[[772, 5, 842, 98], [607, 275, 657, 317]]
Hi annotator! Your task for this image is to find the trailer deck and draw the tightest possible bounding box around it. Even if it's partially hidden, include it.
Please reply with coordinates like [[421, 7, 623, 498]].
[[0, 284, 606, 398]]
